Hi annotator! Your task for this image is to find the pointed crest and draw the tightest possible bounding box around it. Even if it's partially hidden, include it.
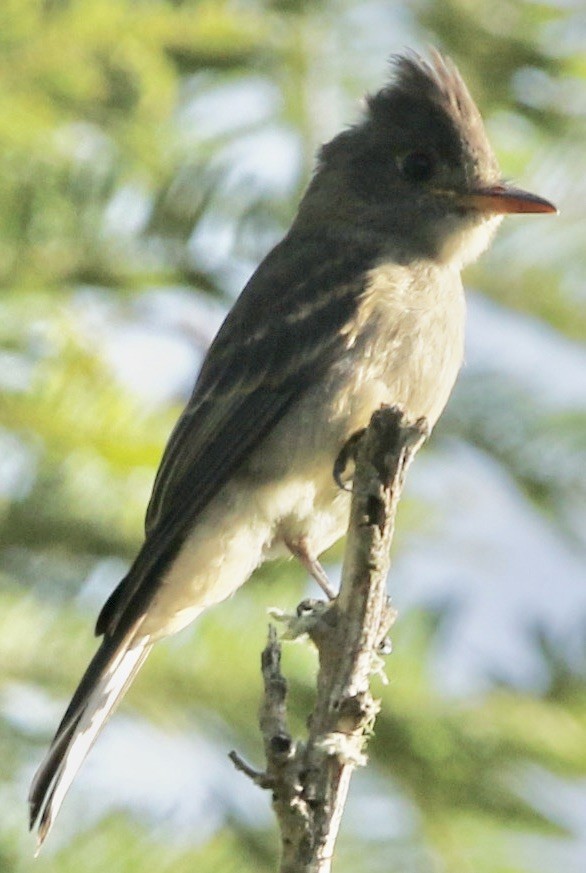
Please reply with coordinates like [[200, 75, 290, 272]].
[[366, 49, 500, 184]]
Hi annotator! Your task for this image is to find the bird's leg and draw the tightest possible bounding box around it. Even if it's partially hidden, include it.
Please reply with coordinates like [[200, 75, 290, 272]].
[[333, 428, 367, 491], [285, 537, 337, 600]]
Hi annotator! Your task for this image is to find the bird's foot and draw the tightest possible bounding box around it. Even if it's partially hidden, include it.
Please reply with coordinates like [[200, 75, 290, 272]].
[[269, 599, 332, 641], [333, 428, 367, 491]]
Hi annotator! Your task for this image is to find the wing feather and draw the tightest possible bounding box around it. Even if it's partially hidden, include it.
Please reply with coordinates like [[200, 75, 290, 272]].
[[97, 232, 378, 637]]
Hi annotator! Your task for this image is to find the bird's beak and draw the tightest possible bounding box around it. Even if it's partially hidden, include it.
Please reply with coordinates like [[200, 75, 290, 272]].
[[460, 184, 558, 215]]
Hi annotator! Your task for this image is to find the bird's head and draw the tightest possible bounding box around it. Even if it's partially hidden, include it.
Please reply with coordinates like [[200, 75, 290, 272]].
[[297, 50, 556, 268]]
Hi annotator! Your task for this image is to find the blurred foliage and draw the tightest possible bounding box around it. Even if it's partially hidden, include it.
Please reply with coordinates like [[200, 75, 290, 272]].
[[1, 0, 585, 872]]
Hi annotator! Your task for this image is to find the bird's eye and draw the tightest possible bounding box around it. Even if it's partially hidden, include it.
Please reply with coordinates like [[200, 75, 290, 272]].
[[399, 151, 436, 183]]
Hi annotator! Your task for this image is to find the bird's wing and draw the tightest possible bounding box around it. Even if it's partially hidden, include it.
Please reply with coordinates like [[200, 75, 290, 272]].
[[96, 232, 377, 637]]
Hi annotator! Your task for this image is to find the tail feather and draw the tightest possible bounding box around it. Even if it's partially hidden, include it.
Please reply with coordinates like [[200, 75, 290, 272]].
[[29, 633, 152, 850]]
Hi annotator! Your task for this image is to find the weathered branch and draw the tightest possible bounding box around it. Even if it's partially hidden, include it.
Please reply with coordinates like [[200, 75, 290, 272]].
[[230, 405, 428, 873]]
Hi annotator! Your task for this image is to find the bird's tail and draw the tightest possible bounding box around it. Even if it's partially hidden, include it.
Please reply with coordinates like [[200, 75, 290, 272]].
[[28, 630, 152, 851]]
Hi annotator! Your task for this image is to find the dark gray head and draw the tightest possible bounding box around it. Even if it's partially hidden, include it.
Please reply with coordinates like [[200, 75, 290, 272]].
[[296, 50, 556, 266]]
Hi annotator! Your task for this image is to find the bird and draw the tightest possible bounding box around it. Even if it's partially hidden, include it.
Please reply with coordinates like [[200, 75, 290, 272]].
[[29, 49, 556, 847]]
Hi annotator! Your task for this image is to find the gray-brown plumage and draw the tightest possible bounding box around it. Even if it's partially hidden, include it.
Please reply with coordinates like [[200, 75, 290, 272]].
[[29, 50, 556, 849]]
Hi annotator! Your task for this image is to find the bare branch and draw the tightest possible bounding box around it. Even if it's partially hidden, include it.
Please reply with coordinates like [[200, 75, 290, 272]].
[[230, 405, 428, 872]]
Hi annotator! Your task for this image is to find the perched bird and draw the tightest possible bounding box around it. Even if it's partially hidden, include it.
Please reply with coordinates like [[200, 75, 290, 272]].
[[29, 50, 556, 846]]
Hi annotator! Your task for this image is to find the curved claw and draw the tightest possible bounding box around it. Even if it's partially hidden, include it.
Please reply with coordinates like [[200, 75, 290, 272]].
[[333, 428, 367, 491]]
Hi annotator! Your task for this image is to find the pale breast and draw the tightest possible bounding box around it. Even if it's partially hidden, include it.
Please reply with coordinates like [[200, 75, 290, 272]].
[[247, 258, 466, 558], [358, 259, 466, 427], [245, 258, 465, 485]]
